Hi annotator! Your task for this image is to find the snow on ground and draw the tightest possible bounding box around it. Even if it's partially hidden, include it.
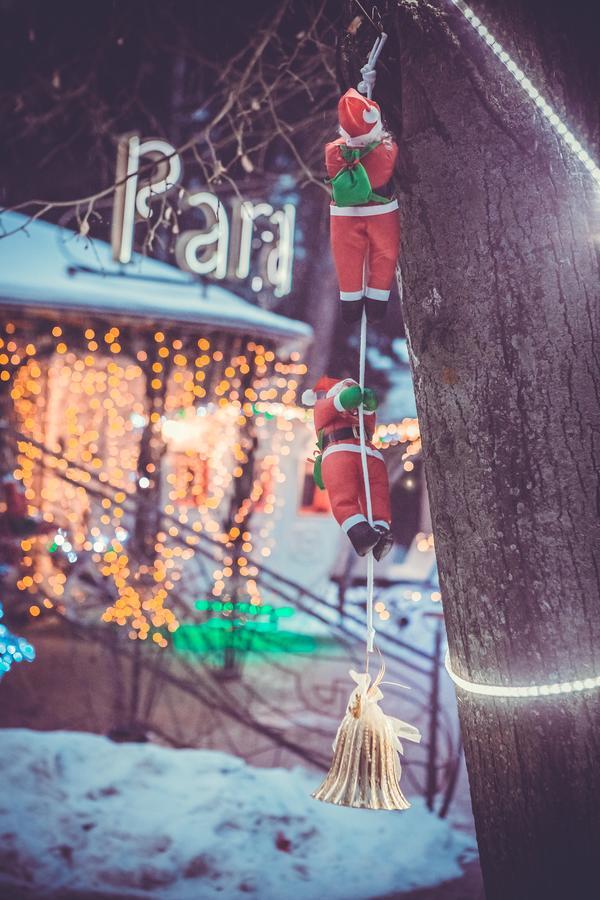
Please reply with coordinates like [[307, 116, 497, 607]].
[[0, 729, 475, 900]]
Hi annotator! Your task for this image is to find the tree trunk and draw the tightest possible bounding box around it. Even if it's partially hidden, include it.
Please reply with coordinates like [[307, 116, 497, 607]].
[[303, 192, 340, 379], [391, 4, 600, 898], [131, 339, 170, 563]]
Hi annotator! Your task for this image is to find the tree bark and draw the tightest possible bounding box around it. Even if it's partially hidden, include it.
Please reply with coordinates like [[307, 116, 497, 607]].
[[391, 4, 600, 898]]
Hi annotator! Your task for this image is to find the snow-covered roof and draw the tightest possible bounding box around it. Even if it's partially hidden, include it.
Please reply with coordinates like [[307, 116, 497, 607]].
[[0, 211, 312, 351]]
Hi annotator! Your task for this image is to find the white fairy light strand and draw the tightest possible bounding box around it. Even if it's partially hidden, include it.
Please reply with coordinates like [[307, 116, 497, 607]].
[[436, 5, 600, 698], [448, 0, 600, 188], [445, 649, 600, 698]]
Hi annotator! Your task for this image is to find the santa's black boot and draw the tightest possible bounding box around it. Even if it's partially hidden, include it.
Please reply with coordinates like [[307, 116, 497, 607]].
[[373, 525, 394, 561], [341, 298, 364, 324], [365, 299, 387, 324], [346, 521, 380, 557]]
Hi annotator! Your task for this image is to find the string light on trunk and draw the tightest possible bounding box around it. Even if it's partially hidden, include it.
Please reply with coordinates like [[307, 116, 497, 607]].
[[448, 0, 600, 188], [440, 3, 600, 697], [445, 650, 600, 698]]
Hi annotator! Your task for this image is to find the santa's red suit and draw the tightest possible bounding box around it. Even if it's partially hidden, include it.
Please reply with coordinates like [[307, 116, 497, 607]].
[[304, 377, 392, 558], [326, 88, 401, 323]]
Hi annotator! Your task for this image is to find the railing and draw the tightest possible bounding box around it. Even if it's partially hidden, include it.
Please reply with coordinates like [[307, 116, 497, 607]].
[[13, 432, 463, 816]]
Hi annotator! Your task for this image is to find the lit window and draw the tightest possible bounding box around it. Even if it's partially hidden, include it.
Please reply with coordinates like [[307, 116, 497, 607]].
[[299, 460, 330, 514], [172, 453, 209, 507]]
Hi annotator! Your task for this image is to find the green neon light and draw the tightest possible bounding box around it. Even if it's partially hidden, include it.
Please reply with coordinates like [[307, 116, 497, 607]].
[[172, 623, 317, 657], [194, 599, 294, 619], [251, 403, 274, 420], [274, 606, 294, 618]]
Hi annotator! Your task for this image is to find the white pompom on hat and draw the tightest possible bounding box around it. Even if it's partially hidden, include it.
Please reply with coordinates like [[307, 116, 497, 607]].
[[301, 375, 343, 407], [301, 389, 318, 407]]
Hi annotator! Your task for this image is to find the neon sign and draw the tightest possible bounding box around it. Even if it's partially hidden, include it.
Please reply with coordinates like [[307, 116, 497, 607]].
[[111, 134, 296, 298]]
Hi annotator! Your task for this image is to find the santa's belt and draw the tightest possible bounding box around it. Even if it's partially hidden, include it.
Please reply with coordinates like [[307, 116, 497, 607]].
[[322, 426, 362, 448], [329, 198, 398, 217]]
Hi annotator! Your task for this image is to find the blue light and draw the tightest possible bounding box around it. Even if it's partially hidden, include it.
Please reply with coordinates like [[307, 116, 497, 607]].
[[0, 603, 35, 680]]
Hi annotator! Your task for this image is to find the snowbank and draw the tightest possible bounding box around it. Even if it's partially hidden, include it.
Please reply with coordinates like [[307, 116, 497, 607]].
[[0, 729, 475, 899]]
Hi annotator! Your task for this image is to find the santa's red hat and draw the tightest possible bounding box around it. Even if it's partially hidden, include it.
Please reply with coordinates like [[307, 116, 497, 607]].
[[301, 376, 355, 407], [338, 88, 382, 145]]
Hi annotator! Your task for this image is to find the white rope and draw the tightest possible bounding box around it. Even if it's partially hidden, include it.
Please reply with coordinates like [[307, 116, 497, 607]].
[[358, 33, 387, 99], [356, 32, 388, 661], [357, 307, 375, 655]]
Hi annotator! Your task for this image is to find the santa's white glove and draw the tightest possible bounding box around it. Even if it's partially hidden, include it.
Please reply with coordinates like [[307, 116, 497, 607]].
[[357, 64, 377, 96]]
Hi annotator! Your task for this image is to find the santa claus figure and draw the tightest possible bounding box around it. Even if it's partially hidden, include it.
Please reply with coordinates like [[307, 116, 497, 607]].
[[326, 88, 400, 325], [303, 376, 393, 560]]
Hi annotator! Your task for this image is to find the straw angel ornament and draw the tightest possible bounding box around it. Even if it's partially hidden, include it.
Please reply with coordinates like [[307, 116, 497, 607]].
[[312, 667, 421, 810]]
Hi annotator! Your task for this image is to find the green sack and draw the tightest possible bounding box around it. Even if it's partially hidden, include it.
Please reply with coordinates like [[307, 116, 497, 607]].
[[312, 429, 325, 490], [328, 142, 391, 207], [313, 453, 325, 490]]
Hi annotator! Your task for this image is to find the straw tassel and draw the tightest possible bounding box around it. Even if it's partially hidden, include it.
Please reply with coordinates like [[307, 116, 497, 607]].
[[312, 668, 421, 810]]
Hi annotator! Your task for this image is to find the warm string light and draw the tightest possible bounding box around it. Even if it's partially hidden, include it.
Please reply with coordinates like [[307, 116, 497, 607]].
[[445, 649, 600, 698], [374, 419, 422, 488], [372, 585, 441, 622], [13, 343, 149, 623], [373, 418, 420, 448], [6, 318, 307, 646], [195, 346, 306, 611], [212, 448, 282, 595], [427, 4, 600, 695], [449, 0, 600, 188], [415, 532, 434, 553]]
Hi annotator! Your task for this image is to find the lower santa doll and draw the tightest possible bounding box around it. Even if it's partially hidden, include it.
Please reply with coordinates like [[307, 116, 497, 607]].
[[302, 376, 393, 560]]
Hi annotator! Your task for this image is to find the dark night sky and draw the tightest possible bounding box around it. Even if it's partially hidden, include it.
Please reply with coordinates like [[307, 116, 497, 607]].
[[1, 0, 599, 205], [0, 0, 598, 390]]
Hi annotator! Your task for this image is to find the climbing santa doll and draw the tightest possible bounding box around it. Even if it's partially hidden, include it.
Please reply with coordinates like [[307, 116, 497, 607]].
[[326, 87, 400, 325], [303, 376, 393, 560]]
